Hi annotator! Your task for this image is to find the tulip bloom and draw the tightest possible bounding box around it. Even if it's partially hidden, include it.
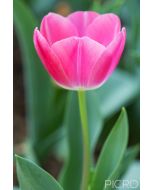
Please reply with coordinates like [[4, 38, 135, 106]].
[[33, 11, 126, 90]]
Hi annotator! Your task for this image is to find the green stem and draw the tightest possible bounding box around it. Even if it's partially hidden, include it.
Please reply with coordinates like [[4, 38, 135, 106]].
[[78, 90, 90, 190]]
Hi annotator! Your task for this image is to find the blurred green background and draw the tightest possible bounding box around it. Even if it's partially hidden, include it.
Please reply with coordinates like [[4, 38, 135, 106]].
[[13, 0, 140, 189]]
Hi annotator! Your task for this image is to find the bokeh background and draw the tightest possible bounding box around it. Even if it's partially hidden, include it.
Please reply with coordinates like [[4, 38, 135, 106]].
[[13, 0, 140, 188]]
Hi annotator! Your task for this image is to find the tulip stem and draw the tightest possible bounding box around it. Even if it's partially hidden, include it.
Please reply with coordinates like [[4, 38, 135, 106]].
[[78, 90, 90, 190]]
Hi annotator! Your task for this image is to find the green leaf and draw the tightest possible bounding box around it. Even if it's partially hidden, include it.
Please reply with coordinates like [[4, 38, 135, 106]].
[[94, 69, 140, 119], [59, 91, 103, 190], [90, 108, 129, 190], [16, 155, 64, 190], [14, 0, 65, 159]]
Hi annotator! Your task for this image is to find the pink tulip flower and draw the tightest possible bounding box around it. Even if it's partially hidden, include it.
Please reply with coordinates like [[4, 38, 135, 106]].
[[33, 11, 126, 90]]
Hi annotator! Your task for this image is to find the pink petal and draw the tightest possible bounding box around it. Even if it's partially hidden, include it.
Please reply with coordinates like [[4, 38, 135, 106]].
[[88, 28, 126, 88], [106, 27, 126, 75], [40, 13, 78, 45], [86, 13, 121, 46], [51, 36, 105, 89], [67, 11, 99, 37], [33, 28, 72, 87]]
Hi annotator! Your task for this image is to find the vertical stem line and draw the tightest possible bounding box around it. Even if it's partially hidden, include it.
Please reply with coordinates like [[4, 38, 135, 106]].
[[78, 90, 90, 190]]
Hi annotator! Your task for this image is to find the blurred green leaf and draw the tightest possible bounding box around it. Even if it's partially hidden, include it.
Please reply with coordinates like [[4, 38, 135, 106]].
[[59, 91, 103, 190], [67, 0, 92, 11], [94, 69, 140, 119], [120, 0, 140, 67], [122, 0, 140, 44], [127, 99, 140, 145], [16, 155, 64, 190], [86, 92, 104, 152], [30, 0, 56, 18], [35, 89, 67, 159], [120, 144, 139, 177], [13, 187, 20, 190], [119, 161, 140, 190], [14, 0, 65, 160], [36, 127, 66, 159], [13, 0, 52, 144], [104, 144, 139, 188], [92, 0, 126, 14], [59, 92, 83, 190], [90, 108, 128, 190]]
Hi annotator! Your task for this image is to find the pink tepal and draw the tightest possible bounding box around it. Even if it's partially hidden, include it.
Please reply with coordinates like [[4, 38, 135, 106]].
[[34, 11, 126, 90]]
